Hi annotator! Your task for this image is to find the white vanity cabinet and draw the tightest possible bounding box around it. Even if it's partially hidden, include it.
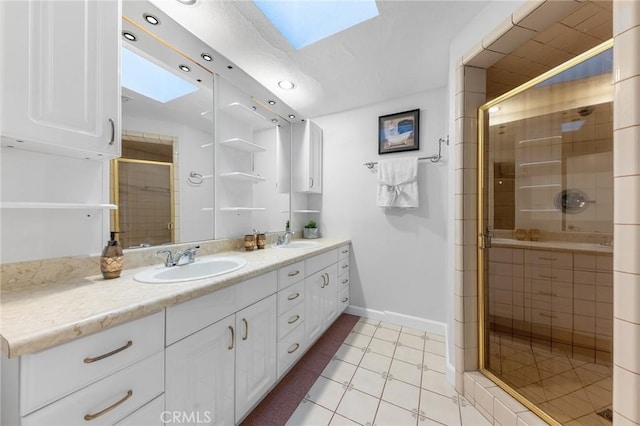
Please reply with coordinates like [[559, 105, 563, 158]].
[[304, 249, 339, 346], [0, 0, 121, 159], [293, 120, 323, 194], [276, 261, 307, 378], [337, 244, 351, 313], [1, 311, 165, 426]]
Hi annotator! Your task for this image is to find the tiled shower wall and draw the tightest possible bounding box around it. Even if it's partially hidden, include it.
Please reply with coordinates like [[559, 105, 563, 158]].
[[453, 0, 640, 424]]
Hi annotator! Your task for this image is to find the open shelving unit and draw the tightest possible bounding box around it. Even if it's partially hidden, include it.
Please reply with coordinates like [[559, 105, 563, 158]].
[[0, 202, 117, 209]]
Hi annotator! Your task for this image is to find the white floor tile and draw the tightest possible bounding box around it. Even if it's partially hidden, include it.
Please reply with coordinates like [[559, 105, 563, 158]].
[[398, 332, 425, 350], [350, 366, 387, 398], [424, 339, 446, 356], [374, 400, 418, 426], [286, 400, 334, 426], [330, 414, 361, 426], [322, 358, 358, 385], [336, 388, 380, 426], [382, 378, 421, 413], [395, 344, 424, 365], [423, 352, 446, 373], [360, 351, 393, 374], [419, 389, 461, 426], [426, 333, 445, 343], [351, 322, 378, 336], [402, 327, 426, 338], [368, 337, 397, 358], [389, 358, 422, 387], [379, 322, 402, 331], [343, 331, 373, 349], [358, 317, 380, 326], [421, 370, 457, 398], [459, 399, 491, 425], [374, 327, 400, 342], [335, 343, 366, 365], [307, 376, 348, 411]]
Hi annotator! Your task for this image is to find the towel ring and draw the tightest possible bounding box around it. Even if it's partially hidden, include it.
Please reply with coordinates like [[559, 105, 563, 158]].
[[187, 171, 204, 186]]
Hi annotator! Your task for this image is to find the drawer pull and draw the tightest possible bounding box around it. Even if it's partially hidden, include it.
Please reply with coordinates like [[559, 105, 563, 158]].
[[539, 257, 557, 261], [341, 279, 349, 284], [242, 318, 249, 341], [288, 270, 300, 277], [108, 118, 115, 145], [288, 292, 300, 301], [539, 312, 557, 319], [539, 275, 557, 279], [288, 315, 300, 324], [538, 291, 557, 297], [84, 389, 132, 421], [83, 340, 133, 364], [341, 249, 348, 254], [287, 343, 300, 354], [321, 273, 327, 288], [342, 297, 349, 303], [342, 264, 349, 269], [228, 326, 235, 350]]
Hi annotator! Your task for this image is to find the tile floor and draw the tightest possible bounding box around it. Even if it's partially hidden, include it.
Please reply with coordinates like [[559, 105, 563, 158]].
[[486, 330, 612, 425], [243, 314, 490, 426]]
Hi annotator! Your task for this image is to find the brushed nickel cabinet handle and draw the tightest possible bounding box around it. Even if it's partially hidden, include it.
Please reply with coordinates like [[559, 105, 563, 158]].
[[342, 279, 349, 284], [242, 318, 248, 341], [228, 326, 235, 350], [309, 177, 314, 188], [342, 264, 349, 269], [287, 343, 300, 354], [320, 274, 327, 288], [83, 340, 132, 364], [84, 389, 132, 421], [288, 315, 300, 324], [288, 270, 300, 277], [108, 118, 115, 145], [342, 297, 349, 303], [288, 292, 300, 301], [341, 249, 348, 254]]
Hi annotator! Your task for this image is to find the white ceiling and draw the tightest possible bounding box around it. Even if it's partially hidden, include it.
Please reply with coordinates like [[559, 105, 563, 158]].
[[151, 0, 490, 119]]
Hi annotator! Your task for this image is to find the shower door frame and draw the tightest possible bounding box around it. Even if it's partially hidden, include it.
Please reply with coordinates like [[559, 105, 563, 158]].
[[476, 39, 614, 426]]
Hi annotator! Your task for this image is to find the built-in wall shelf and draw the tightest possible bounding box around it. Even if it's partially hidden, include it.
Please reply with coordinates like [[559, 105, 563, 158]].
[[293, 210, 321, 213], [220, 138, 265, 153], [219, 207, 266, 212], [220, 172, 266, 183], [0, 202, 118, 209], [221, 102, 271, 129], [201, 207, 214, 212]]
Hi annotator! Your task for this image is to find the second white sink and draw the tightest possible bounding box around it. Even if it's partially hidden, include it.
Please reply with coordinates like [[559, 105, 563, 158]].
[[134, 256, 247, 284]]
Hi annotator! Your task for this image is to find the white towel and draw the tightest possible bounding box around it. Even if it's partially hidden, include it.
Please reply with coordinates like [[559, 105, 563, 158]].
[[377, 157, 419, 208]]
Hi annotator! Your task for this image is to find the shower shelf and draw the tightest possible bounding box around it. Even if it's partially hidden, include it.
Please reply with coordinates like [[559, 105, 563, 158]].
[[0, 202, 117, 209], [220, 172, 266, 183], [219, 138, 265, 152]]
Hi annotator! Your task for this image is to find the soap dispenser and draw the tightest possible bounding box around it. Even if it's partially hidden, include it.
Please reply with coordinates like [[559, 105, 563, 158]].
[[100, 232, 123, 279]]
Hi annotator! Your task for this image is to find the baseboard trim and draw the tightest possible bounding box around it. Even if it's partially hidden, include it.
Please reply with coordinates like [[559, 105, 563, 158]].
[[345, 305, 447, 335]]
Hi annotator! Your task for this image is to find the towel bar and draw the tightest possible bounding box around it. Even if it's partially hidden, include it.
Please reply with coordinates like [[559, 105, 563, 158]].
[[364, 136, 449, 169]]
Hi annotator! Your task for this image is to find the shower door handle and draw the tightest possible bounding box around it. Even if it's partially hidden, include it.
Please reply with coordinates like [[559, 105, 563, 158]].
[[479, 227, 493, 249]]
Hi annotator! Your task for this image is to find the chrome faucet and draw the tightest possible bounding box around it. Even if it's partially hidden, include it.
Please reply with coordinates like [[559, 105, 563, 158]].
[[156, 245, 200, 267], [276, 229, 294, 245]]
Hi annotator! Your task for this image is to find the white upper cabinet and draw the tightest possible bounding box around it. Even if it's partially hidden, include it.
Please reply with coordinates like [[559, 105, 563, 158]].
[[0, 0, 121, 159], [293, 120, 323, 193]]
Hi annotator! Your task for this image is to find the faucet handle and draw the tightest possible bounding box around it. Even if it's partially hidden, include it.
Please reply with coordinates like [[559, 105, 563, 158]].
[[156, 249, 175, 267]]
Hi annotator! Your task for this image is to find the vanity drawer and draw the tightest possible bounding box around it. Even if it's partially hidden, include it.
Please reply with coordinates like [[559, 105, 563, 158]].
[[277, 323, 306, 378], [278, 305, 305, 340], [338, 258, 350, 277], [338, 274, 350, 290], [115, 394, 164, 426], [338, 245, 350, 260], [338, 286, 350, 313], [278, 261, 305, 290], [20, 311, 164, 416], [305, 249, 338, 276], [22, 351, 164, 426], [525, 250, 572, 268], [278, 279, 305, 314]]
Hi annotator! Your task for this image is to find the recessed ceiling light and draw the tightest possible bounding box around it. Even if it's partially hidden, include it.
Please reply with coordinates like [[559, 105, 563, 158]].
[[143, 13, 159, 25], [227, 65, 234, 69], [278, 80, 295, 90], [271, 119, 278, 123], [251, 106, 257, 111], [122, 31, 137, 42], [267, 100, 276, 105], [176, 0, 197, 5], [201, 53, 212, 62], [288, 114, 295, 119], [179, 64, 191, 72]]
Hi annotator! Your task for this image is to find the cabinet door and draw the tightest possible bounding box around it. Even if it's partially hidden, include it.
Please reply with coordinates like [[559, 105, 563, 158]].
[[304, 269, 326, 346], [0, 0, 120, 159], [323, 265, 338, 325], [307, 120, 323, 194], [235, 295, 277, 422], [293, 120, 323, 193], [166, 316, 235, 426]]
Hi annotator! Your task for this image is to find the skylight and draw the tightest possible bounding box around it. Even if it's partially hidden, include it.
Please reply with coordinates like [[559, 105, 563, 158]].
[[561, 120, 585, 132], [121, 47, 198, 103], [252, 0, 379, 49]]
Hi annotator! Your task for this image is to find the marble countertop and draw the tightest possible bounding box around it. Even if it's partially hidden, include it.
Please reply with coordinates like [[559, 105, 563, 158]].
[[0, 238, 350, 358], [492, 238, 613, 254]]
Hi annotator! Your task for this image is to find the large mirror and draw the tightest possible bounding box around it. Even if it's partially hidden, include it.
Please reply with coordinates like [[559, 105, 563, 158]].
[[116, 1, 292, 249]]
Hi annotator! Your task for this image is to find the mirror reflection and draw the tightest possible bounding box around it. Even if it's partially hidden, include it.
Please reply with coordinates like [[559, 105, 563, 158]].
[[116, 1, 292, 249]]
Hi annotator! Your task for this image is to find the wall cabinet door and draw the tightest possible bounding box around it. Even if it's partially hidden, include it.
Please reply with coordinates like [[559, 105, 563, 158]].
[[235, 295, 277, 422], [165, 316, 235, 426], [293, 120, 323, 193], [0, 0, 120, 159], [304, 265, 338, 347]]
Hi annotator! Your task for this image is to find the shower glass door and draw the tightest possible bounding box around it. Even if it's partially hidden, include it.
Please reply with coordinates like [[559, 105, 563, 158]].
[[478, 40, 614, 425]]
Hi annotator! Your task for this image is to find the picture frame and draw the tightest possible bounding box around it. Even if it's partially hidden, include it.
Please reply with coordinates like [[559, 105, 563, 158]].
[[378, 109, 420, 154]]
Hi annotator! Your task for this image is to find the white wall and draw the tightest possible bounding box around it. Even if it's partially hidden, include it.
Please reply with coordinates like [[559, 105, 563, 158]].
[[314, 88, 449, 325]]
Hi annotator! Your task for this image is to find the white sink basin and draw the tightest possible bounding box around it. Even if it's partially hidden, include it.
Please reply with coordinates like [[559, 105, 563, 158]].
[[134, 256, 247, 284], [274, 241, 322, 249]]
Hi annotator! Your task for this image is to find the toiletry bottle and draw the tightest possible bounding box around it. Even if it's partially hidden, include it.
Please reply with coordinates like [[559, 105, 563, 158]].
[[101, 232, 124, 279]]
